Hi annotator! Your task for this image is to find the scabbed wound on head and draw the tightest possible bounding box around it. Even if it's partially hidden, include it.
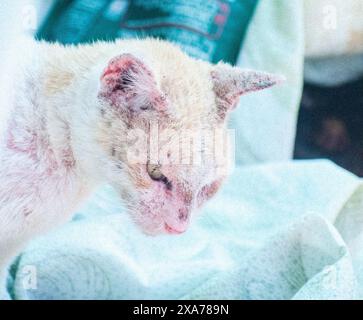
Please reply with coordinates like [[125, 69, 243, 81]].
[[99, 53, 167, 115], [96, 43, 283, 236]]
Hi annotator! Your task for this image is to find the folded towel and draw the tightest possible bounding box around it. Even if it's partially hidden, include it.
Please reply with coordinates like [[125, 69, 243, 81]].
[[8, 160, 363, 299]]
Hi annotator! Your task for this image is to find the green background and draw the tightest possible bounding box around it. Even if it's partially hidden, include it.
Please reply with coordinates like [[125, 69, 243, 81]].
[[37, 0, 258, 64]]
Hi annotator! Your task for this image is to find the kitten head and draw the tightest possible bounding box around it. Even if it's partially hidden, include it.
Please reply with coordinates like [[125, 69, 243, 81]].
[[95, 39, 283, 235]]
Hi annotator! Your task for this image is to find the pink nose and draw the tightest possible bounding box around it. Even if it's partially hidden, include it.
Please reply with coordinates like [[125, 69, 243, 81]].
[[164, 223, 186, 235]]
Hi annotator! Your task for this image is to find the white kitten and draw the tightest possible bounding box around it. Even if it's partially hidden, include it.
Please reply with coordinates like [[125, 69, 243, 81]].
[[0, 38, 281, 299]]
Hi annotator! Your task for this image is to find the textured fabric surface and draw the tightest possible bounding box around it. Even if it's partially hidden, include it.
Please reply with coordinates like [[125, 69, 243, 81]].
[[8, 160, 363, 300]]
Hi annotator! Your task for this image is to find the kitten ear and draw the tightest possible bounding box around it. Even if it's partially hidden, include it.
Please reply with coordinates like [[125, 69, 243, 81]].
[[211, 63, 284, 120], [98, 54, 166, 113]]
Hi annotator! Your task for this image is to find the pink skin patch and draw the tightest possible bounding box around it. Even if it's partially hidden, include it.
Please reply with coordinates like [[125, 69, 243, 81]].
[[130, 162, 197, 235], [99, 54, 167, 115], [164, 223, 185, 235], [134, 165, 224, 235], [197, 179, 223, 208], [5, 120, 75, 174], [139, 179, 192, 235], [6, 124, 38, 161]]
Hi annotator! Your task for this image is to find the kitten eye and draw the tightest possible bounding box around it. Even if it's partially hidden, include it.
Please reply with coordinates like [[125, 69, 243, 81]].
[[147, 162, 163, 181], [146, 162, 173, 190]]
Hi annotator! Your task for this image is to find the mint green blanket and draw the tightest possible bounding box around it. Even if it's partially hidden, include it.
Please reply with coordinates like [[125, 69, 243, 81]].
[[8, 161, 363, 299]]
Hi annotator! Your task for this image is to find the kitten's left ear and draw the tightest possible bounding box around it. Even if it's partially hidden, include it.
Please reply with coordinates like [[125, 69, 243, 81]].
[[211, 63, 285, 120]]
